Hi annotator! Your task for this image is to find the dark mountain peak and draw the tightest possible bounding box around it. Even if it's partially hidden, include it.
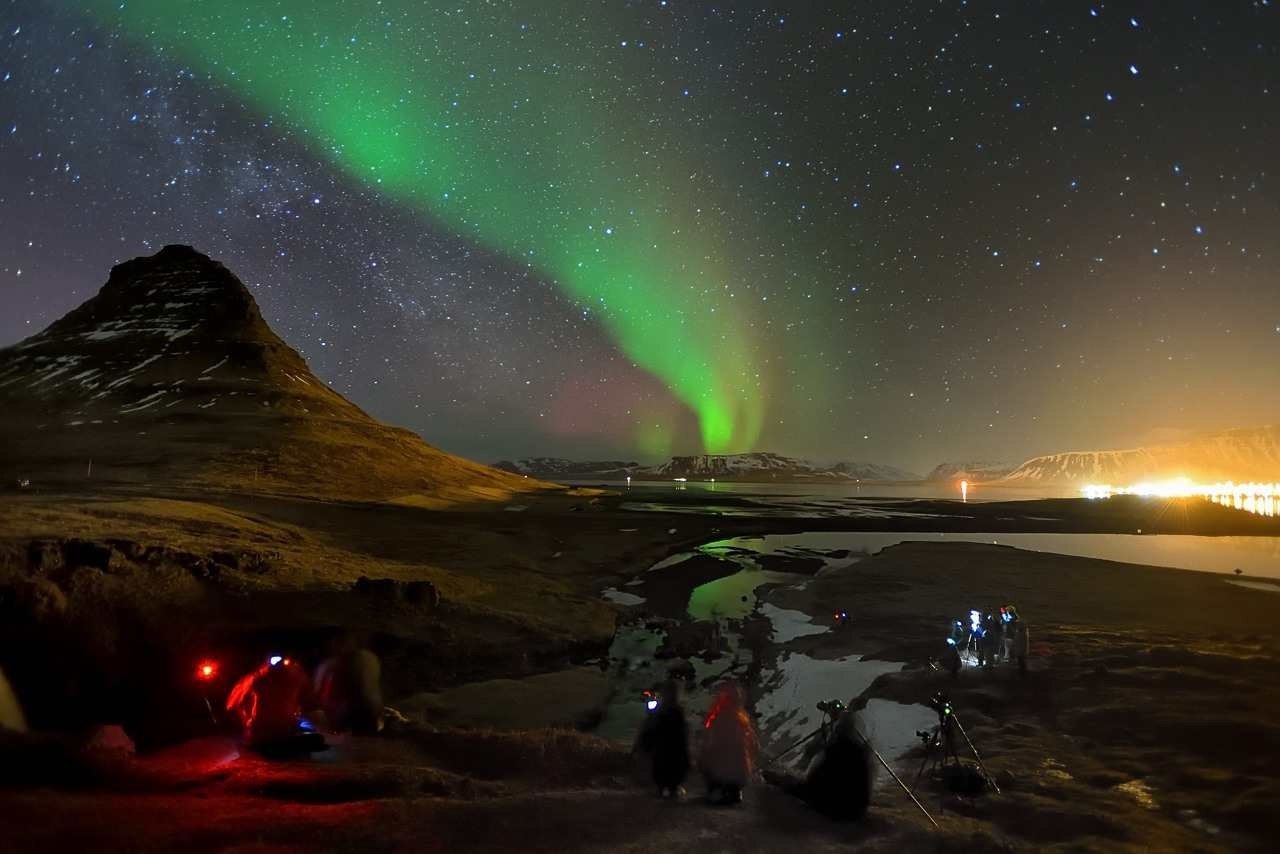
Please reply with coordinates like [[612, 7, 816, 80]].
[[33, 245, 267, 349], [0, 249, 543, 501]]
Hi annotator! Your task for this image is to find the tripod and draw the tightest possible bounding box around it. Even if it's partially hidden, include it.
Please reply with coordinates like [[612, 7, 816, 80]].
[[912, 712, 962, 789], [772, 700, 940, 829], [912, 693, 1001, 796]]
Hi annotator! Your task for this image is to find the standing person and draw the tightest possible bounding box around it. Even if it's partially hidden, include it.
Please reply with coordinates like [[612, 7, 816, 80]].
[[942, 639, 962, 678], [699, 682, 758, 805], [999, 608, 1013, 662], [981, 613, 1000, 667], [638, 679, 690, 798], [1014, 619, 1030, 675]]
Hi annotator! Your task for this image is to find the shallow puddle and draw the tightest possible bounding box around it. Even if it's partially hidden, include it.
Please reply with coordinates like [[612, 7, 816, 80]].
[[687, 569, 796, 620], [601, 587, 646, 606], [757, 603, 829, 643], [754, 651, 902, 763]]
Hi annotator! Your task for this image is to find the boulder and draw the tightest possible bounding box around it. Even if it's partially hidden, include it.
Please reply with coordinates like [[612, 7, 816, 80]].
[[655, 620, 722, 660], [82, 724, 135, 759], [353, 576, 440, 608]]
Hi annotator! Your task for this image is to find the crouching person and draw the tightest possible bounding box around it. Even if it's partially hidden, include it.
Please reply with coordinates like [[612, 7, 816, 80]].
[[314, 639, 384, 735], [226, 654, 324, 757], [699, 681, 758, 805], [769, 706, 874, 821]]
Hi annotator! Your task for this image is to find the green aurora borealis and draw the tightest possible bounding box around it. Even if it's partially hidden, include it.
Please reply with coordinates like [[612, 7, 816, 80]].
[[19, 1, 1277, 467], [84, 0, 769, 453]]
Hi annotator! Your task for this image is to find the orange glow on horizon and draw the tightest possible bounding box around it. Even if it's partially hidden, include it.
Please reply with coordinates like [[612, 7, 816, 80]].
[[1081, 479, 1279, 517]]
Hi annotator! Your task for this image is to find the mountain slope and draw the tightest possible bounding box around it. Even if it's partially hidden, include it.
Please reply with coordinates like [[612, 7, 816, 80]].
[[492, 458, 642, 478], [640, 453, 918, 482], [999, 425, 1280, 485], [926, 462, 1018, 482], [0, 245, 548, 502]]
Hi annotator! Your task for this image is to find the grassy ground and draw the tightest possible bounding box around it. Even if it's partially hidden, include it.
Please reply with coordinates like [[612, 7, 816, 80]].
[[1, 490, 1278, 850], [770, 541, 1280, 851]]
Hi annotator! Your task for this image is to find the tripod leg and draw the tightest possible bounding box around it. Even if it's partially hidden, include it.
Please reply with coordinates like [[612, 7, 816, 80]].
[[858, 732, 940, 830], [912, 749, 931, 791], [770, 727, 821, 763], [952, 714, 1001, 795]]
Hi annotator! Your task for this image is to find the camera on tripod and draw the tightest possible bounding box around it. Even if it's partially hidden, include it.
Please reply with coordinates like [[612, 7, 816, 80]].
[[815, 698, 845, 718], [926, 691, 952, 720]]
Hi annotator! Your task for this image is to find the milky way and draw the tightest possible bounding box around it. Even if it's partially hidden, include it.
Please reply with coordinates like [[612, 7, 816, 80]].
[[1, 2, 1278, 469]]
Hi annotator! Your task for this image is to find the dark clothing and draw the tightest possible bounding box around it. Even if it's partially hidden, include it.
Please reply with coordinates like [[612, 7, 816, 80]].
[[942, 644, 961, 678], [1015, 622, 1030, 673], [798, 730, 873, 820], [641, 704, 690, 789], [981, 616, 1000, 666], [314, 648, 383, 735]]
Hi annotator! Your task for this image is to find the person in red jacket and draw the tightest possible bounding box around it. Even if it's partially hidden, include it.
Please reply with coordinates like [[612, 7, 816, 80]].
[[225, 654, 322, 756], [699, 681, 758, 805]]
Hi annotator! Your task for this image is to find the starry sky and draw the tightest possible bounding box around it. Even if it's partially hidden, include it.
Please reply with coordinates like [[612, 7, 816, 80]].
[[1, 1, 1278, 472]]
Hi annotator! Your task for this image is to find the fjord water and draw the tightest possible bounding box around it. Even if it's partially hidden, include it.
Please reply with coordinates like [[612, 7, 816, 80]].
[[699, 531, 1280, 579]]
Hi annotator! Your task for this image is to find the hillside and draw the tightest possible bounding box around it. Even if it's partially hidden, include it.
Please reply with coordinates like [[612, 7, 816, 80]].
[[925, 461, 1018, 482], [1000, 425, 1280, 485], [492, 458, 641, 479], [641, 452, 918, 482], [0, 245, 548, 503]]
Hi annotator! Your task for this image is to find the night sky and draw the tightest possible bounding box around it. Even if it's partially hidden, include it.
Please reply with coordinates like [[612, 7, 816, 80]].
[[2, 1, 1277, 471]]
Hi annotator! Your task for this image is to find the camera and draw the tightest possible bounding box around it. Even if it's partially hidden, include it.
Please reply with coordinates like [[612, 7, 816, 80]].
[[927, 691, 952, 719], [816, 699, 845, 718]]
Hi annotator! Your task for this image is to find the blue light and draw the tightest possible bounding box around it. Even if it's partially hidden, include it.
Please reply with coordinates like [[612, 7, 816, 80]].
[[269, 655, 283, 666]]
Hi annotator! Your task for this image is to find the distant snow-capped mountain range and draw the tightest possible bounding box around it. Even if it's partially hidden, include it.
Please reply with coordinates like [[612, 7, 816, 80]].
[[494, 452, 920, 482], [1000, 425, 1280, 485], [924, 462, 1018, 482], [498, 424, 1280, 486]]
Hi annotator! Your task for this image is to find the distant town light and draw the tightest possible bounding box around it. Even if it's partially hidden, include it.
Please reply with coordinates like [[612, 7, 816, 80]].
[[1081, 479, 1279, 516]]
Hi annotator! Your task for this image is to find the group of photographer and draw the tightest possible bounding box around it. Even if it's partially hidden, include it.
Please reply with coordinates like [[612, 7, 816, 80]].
[[633, 677, 875, 820], [634, 678, 760, 804], [943, 605, 1029, 676]]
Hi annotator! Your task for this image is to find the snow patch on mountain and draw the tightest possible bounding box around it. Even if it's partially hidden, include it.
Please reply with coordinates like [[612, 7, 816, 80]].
[[926, 461, 1018, 482], [999, 425, 1280, 485]]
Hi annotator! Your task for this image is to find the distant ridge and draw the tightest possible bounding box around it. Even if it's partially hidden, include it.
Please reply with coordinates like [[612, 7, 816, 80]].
[[493, 458, 642, 479], [997, 425, 1280, 485], [498, 452, 919, 482], [926, 461, 1017, 483], [0, 245, 549, 502]]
